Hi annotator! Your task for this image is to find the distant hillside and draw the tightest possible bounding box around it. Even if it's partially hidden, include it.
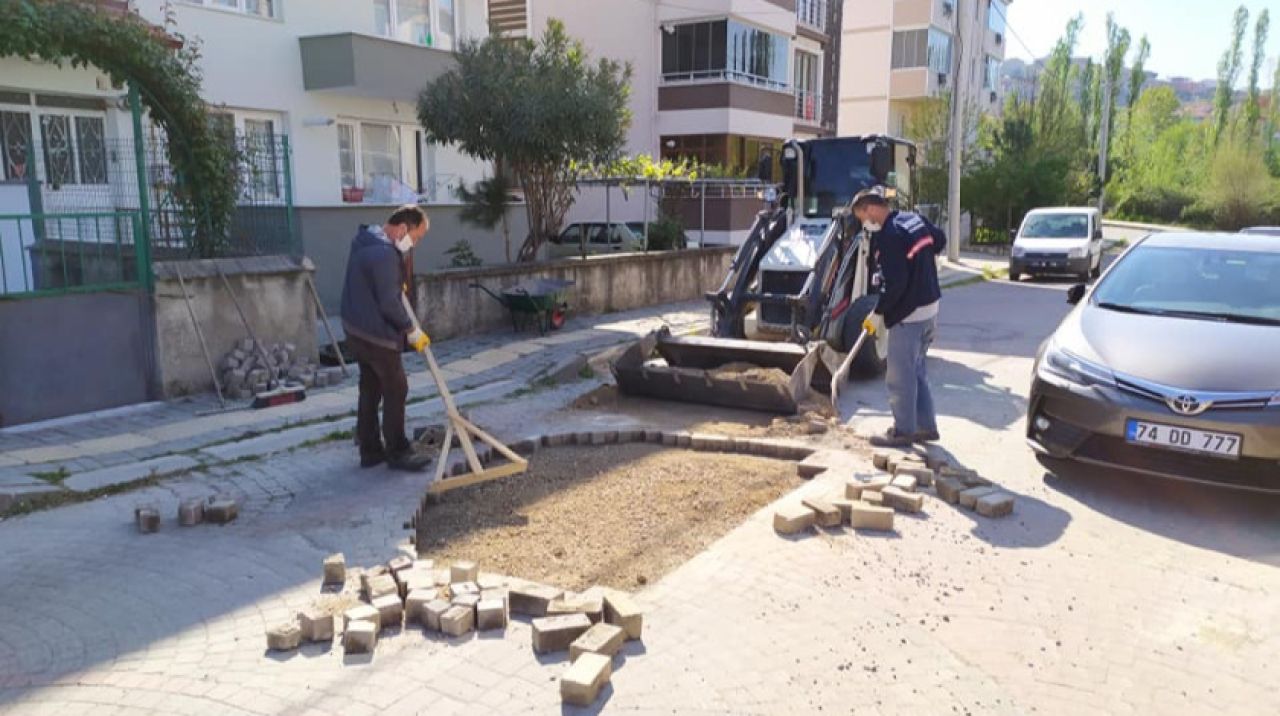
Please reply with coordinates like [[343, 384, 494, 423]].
[[1001, 57, 1235, 113]]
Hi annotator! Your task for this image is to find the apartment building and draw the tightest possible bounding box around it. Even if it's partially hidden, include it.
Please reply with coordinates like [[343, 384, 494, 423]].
[[504, 0, 839, 244], [838, 0, 1009, 137]]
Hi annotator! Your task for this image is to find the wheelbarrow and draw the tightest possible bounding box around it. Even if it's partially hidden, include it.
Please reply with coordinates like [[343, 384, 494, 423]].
[[470, 278, 575, 334]]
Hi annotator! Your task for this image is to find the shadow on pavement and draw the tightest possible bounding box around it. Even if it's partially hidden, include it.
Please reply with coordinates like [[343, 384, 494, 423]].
[[926, 354, 1028, 432], [1040, 456, 1280, 568]]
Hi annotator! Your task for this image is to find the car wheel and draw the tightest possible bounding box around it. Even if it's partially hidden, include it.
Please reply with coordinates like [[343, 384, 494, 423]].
[[1008, 262, 1021, 281], [1090, 257, 1102, 279]]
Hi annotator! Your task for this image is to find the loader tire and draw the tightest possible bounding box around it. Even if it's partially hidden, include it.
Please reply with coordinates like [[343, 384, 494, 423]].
[[841, 295, 888, 379]]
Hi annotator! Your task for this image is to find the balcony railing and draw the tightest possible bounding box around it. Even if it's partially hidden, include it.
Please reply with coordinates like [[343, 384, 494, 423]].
[[794, 89, 823, 124], [661, 70, 790, 93], [797, 0, 827, 33]]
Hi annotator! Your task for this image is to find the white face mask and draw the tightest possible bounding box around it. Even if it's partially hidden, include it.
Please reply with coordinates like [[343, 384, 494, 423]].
[[862, 220, 882, 233], [395, 236, 414, 253]]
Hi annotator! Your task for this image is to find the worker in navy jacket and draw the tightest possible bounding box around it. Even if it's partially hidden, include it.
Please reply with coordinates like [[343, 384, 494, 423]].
[[852, 190, 946, 447], [340, 204, 432, 471]]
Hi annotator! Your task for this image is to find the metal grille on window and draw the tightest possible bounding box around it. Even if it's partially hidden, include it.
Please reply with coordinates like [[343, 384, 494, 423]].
[[0, 110, 32, 181], [40, 114, 76, 187], [74, 117, 107, 185]]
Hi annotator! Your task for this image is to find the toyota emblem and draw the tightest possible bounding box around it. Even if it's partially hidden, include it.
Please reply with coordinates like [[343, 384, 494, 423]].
[[1167, 394, 1210, 416]]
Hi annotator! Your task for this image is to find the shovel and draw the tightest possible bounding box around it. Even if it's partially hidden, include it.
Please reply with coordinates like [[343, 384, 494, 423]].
[[829, 327, 874, 407]]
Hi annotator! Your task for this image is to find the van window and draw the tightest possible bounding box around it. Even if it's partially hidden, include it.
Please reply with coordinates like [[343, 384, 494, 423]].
[[1020, 214, 1089, 239]]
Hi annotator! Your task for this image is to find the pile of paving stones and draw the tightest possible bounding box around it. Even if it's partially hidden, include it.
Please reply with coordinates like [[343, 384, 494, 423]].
[[266, 552, 645, 707], [774, 449, 1014, 535], [134, 495, 239, 533], [217, 339, 343, 399]]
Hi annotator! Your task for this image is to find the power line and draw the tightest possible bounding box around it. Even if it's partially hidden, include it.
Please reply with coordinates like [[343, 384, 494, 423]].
[[990, 1, 1041, 60]]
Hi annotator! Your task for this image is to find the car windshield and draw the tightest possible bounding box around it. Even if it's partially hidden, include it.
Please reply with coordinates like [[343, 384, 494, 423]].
[[1092, 245, 1280, 324], [803, 141, 875, 218], [1020, 213, 1089, 238]]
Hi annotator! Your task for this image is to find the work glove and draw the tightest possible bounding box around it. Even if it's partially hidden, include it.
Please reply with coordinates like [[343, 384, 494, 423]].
[[408, 328, 431, 353], [862, 313, 885, 337]]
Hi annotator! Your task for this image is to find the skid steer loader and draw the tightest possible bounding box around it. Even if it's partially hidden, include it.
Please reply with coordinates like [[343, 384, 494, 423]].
[[612, 134, 918, 414]]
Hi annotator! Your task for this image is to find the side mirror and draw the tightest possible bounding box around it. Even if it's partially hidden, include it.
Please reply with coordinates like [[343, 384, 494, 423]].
[[1066, 284, 1086, 305]]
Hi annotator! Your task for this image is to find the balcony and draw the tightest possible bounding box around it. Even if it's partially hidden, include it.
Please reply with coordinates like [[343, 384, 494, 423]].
[[298, 33, 456, 103], [796, 0, 827, 34], [794, 89, 823, 125]]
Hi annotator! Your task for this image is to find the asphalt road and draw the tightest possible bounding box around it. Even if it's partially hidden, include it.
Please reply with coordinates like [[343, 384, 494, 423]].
[[840, 275, 1280, 567]]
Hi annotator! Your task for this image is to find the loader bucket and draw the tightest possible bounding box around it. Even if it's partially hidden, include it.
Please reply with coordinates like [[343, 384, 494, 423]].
[[610, 329, 826, 414]]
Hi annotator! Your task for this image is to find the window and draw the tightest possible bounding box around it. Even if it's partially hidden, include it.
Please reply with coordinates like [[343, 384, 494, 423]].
[[927, 28, 952, 75], [336, 119, 422, 203], [984, 56, 1001, 90], [374, 0, 457, 47], [988, 0, 1007, 35], [892, 28, 951, 74], [188, 0, 277, 18], [661, 19, 788, 90], [40, 115, 75, 186], [338, 124, 357, 189], [794, 50, 820, 122], [243, 118, 280, 199], [796, 0, 826, 31], [360, 123, 402, 195], [74, 117, 107, 185], [0, 110, 32, 181]]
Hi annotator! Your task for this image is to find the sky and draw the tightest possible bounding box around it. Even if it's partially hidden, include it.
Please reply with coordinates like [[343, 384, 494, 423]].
[[1002, 0, 1280, 86]]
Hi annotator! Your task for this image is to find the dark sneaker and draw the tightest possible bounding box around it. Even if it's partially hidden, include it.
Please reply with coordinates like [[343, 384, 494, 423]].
[[360, 451, 386, 468], [869, 428, 914, 448], [914, 430, 941, 443], [387, 449, 431, 472]]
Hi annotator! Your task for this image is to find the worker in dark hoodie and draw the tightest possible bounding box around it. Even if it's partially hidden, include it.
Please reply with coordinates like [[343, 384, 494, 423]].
[[340, 204, 432, 471], [852, 189, 947, 448]]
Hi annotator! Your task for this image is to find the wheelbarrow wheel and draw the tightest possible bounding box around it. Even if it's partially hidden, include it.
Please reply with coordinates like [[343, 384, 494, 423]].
[[549, 304, 567, 331]]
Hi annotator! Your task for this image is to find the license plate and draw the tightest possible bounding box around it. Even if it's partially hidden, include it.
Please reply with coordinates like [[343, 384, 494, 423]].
[[1125, 419, 1242, 459]]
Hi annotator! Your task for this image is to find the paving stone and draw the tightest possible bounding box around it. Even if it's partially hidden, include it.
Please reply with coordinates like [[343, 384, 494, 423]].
[[976, 491, 1015, 518], [675, 432, 692, 448], [561, 652, 612, 706], [644, 429, 663, 443], [343, 604, 380, 632], [603, 591, 643, 640], [452, 593, 481, 612], [63, 454, 200, 493], [297, 608, 334, 642], [894, 465, 934, 487], [830, 497, 856, 524], [935, 476, 965, 504], [850, 502, 895, 531], [475, 573, 504, 590], [861, 491, 884, 506], [845, 480, 867, 500], [388, 555, 413, 576], [890, 474, 918, 492], [440, 605, 475, 637], [399, 567, 437, 597], [363, 573, 398, 601], [134, 506, 160, 534], [177, 499, 204, 526], [266, 622, 301, 651], [872, 450, 891, 470], [205, 497, 238, 524], [960, 486, 1001, 509], [343, 620, 377, 653], [406, 589, 436, 623], [801, 496, 842, 528], [322, 553, 346, 586], [532, 613, 593, 654], [882, 486, 924, 514], [570, 622, 627, 661], [449, 581, 480, 598], [423, 599, 452, 631], [372, 594, 404, 629], [773, 503, 815, 534], [450, 561, 479, 583], [547, 595, 604, 624], [660, 432, 678, 447], [862, 474, 893, 492], [509, 583, 563, 617], [476, 598, 508, 631]]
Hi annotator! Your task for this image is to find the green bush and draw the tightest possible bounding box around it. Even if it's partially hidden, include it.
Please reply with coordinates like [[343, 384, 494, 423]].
[[641, 214, 687, 251], [445, 240, 483, 268]]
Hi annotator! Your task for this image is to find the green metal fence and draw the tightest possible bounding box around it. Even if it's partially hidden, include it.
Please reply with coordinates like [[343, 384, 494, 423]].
[[0, 211, 147, 297]]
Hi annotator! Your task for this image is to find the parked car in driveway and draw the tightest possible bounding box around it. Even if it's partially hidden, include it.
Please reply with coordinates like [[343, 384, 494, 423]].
[[1027, 232, 1280, 492], [1240, 226, 1280, 236], [546, 222, 643, 258], [1009, 207, 1105, 282]]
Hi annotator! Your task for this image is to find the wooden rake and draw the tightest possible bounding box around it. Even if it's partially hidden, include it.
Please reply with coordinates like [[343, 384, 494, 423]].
[[400, 295, 528, 496]]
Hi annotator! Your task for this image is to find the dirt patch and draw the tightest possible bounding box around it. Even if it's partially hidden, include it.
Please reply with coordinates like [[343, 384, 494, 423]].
[[571, 383, 839, 439], [416, 444, 801, 592], [706, 362, 791, 386]]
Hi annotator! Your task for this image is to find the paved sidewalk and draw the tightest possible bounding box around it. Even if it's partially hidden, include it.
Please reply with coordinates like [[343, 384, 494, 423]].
[[0, 302, 706, 508]]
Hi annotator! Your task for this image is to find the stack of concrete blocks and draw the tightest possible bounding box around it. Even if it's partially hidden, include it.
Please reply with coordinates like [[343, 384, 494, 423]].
[[875, 450, 1015, 518], [557, 589, 643, 706], [218, 338, 342, 399]]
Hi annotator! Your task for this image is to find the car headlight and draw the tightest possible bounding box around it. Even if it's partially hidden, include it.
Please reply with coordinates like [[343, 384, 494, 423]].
[[1270, 392, 1280, 407], [1011, 245, 1025, 257], [1039, 342, 1115, 387], [1067, 246, 1088, 258]]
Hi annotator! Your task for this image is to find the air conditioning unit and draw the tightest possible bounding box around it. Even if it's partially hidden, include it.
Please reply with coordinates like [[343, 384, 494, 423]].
[[942, 1, 953, 15], [938, 72, 948, 86], [989, 91, 998, 102], [995, 32, 1004, 45]]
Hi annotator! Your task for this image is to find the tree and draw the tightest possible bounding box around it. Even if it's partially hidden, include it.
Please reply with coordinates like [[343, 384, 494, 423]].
[[1244, 9, 1270, 142], [903, 96, 950, 208], [1100, 13, 1132, 168], [457, 173, 516, 263], [1035, 14, 1084, 145], [1201, 141, 1278, 229], [1212, 5, 1249, 146], [419, 20, 632, 262], [1127, 35, 1151, 107]]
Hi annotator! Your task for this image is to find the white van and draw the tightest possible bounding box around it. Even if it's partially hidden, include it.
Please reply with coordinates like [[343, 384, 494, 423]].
[[1009, 207, 1104, 282]]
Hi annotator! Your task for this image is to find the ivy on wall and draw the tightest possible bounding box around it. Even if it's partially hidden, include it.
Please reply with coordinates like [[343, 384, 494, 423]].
[[0, 0, 238, 256]]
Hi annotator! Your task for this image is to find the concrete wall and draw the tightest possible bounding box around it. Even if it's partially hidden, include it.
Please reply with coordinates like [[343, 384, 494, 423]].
[[413, 247, 735, 340], [152, 257, 317, 398], [0, 290, 156, 427], [298, 203, 532, 314]]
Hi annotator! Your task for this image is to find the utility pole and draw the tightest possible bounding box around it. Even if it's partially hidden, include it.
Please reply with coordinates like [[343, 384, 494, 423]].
[[945, 0, 966, 262], [1096, 73, 1112, 216]]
